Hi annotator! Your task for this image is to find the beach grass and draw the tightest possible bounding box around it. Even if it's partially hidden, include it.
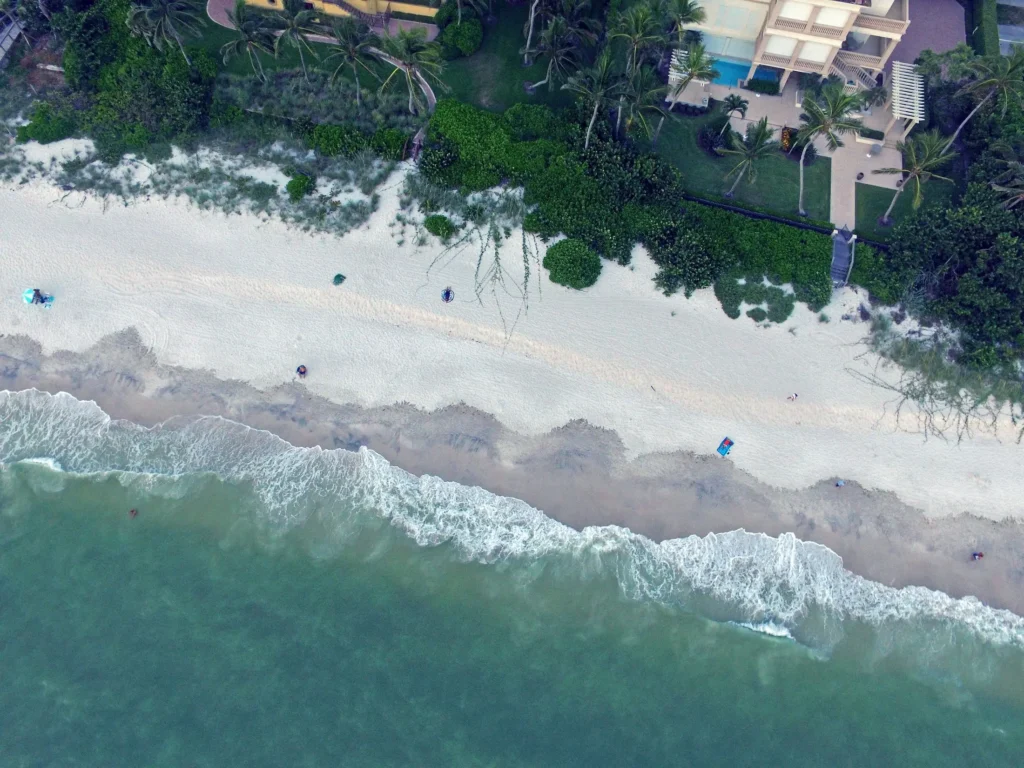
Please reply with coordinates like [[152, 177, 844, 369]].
[[652, 113, 832, 223], [854, 181, 956, 242]]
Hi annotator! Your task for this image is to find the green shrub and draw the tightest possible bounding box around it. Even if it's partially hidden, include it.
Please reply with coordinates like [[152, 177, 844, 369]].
[[16, 102, 77, 144], [849, 243, 903, 305], [433, 0, 461, 28], [746, 307, 768, 322], [859, 127, 885, 141], [424, 213, 458, 240], [311, 123, 368, 157], [370, 127, 408, 160], [503, 103, 563, 141], [333, 273, 347, 286], [287, 173, 316, 202], [745, 78, 780, 96], [440, 18, 484, 59], [543, 239, 603, 289]]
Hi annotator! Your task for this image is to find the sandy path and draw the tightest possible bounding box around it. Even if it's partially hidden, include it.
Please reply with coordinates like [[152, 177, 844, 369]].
[[0, 170, 1021, 519]]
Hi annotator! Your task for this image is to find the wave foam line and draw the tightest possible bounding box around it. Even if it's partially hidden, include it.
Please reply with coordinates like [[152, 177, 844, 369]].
[[2, 388, 1023, 647]]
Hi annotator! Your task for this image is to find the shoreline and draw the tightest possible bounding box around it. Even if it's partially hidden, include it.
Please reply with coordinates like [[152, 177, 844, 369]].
[[1, 170, 1022, 614], [3, 330, 1023, 615]]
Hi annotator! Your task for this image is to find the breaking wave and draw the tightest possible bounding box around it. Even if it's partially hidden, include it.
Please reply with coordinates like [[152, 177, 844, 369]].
[[2, 388, 1023, 652]]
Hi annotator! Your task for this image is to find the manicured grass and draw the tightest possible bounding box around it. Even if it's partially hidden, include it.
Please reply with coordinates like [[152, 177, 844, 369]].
[[438, 6, 573, 112], [652, 112, 833, 224], [854, 181, 956, 242]]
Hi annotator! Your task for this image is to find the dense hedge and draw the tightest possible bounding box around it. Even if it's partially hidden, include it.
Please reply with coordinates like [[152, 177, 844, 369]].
[[423, 99, 833, 306], [16, 102, 76, 144], [441, 18, 484, 59], [543, 239, 602, 289], [967, 0, 999, 56], [287, 173, 316, 201]]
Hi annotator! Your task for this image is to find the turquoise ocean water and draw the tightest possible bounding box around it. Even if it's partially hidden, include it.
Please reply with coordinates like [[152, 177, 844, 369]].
[[2, 389, 1024, 766]]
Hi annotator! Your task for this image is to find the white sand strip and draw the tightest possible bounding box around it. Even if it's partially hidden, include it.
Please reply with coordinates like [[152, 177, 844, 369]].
[[0, 170, 1020, 519]]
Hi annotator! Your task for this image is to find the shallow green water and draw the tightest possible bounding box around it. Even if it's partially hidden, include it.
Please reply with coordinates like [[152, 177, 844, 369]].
[[2, 459, 1024, 767]]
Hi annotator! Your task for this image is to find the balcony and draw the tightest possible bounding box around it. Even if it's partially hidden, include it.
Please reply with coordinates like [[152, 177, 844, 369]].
[[852, 0, 909, 37], [771, 17, 806, 34]]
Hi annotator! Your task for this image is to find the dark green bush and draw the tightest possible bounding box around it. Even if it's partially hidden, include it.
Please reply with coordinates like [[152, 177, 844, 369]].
[[849, 243, 903, 305], [16, 102, 77, 144], [370, 127, 408, 160], [745, 78, 780, 96], [968, 0, 999, 55], [311, 123, 368, 157], [440, 18, 484, 59], [859, 127, 885, 141], [424, 214, 458, 240], [433, 0, 460, 28], [696, 122, 728, 156], [746, 307, 768, 322], [543, 239, 603, 289], [287, 174, 316, 202], [503, 103, 563, 141]]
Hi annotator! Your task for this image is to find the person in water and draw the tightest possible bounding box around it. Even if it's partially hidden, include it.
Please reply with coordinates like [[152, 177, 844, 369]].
[[972, 552, 984, 561], [129, 509, 138, 519], [296, 365, 308, 379]]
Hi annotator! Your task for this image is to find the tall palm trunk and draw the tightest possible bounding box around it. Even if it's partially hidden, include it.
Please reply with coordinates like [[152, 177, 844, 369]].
[[531, 60, 553, 90], [523, 0, 541, 65], [726, 167, 746, 197], [298, 44, 309, 83], [882, 186, 903, 223], [797, 141, 811, 216], [948, 91, 993, 145], [353, 61, 361, 107], [457, 0, 463, 24], [667, 78, 689, 111], [248, 47, 267, 82], [653, 115, 665, 147], [585, 100, 600, 149], [615, 96, 624, 137], [176, 34, 192, 67]]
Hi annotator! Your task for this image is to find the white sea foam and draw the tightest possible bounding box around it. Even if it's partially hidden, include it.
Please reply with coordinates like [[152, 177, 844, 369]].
[[733, 622, 796, 640], [2, 388, 1024, 650]]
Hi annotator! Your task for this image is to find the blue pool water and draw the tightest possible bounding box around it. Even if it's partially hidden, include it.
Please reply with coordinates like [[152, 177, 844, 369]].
[[713, 60, 781, 88]]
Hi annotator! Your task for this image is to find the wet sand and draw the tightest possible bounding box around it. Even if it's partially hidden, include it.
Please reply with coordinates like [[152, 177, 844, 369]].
[[2, 329, 1022, 615]]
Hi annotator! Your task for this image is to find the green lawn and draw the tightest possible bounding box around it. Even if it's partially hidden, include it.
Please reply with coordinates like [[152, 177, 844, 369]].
[[854, 181, 956, 242], [652, 112, 833, 224], [439, 6, 573, 112], [195, 23, 339, 78]]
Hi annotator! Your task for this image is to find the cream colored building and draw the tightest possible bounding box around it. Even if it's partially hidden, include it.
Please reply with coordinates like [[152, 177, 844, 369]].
[[683, 0, 910, 91]]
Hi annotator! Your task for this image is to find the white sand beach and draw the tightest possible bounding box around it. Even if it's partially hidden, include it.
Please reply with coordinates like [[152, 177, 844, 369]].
[[1, 161, 1021, 520]]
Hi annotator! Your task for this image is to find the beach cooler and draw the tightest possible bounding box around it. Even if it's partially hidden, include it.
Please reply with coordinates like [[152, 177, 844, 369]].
[[717, 437, 734, 457]]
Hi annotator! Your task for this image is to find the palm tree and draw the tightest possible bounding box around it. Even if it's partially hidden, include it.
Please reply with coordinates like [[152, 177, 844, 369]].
[[561, 49, 620, 149], [949, 47, 1024, 145], [524, 0, 595, 65], [126, 0, 205, 66], [611, 3, 665, 74], [872, 130, 954, 224], [665, 0, 706, 47], [667, 41, 718, 109], [720, 116, 778, 198], [455, 0, 488, 25], [220, 0, 275, 82], [624, 66, 671, 144], [323, 18, 379, 108], [794, 83, 862, 216], [526, 16, 581, 91], [987, 138, 1024, 208], [274, 0, 318, 84], [377, 28, 447, 114], [718, 93, 748, 135]]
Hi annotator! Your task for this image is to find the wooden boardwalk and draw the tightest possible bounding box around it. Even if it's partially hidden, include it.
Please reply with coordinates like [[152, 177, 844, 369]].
[[830, 228, 855, 286]]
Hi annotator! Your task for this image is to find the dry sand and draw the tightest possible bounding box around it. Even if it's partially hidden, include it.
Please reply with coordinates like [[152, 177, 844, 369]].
[[1, 165, 1023, 610]]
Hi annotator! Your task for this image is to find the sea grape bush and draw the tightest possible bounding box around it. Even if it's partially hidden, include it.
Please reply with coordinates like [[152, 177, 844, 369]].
[[422, 99, 833, 306], [543, 239, 602, 289], [287, 173, 316, 202], [424, 213, 458, 241]]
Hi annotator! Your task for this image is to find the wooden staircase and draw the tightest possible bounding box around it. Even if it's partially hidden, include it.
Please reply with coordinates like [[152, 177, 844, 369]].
[[830, 227, 856, 286], [321, 0, 390, 29], [0, 12, 23, 67]]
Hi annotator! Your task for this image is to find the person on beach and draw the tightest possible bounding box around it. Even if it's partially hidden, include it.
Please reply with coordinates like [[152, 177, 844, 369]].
[[972, 552, 984, 561], [31, 289, 45, 305], [787, 393, 798, 401], [296, 365, 308, 379], [835, 480, 845, 488]]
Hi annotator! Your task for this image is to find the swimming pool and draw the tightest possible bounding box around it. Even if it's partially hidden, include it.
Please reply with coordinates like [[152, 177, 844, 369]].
[[712, 60, 780, 88]]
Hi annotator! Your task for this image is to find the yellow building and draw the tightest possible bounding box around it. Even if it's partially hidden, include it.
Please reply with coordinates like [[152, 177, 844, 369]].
[[245, 0, 439, 22]]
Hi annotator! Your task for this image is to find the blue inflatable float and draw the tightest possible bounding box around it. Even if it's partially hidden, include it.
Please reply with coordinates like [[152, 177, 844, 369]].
[[717, 437, 734, 457]]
